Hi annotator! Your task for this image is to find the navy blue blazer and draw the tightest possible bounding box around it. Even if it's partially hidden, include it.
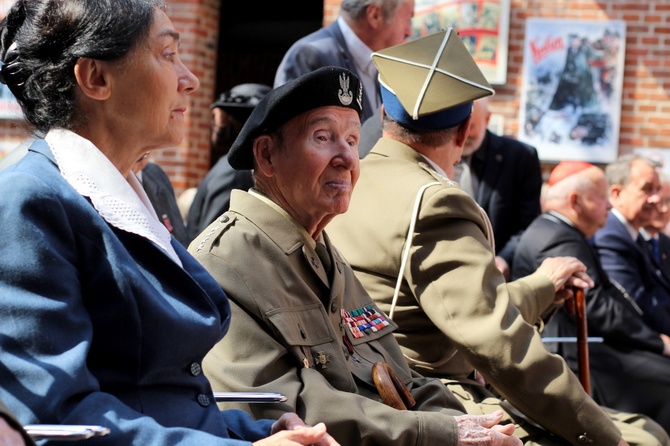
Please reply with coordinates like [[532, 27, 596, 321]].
[[470, 130, 543, 265], [0, 140, 273, 445], [592, 211, 670, 335], [274, 20, 377, 122]]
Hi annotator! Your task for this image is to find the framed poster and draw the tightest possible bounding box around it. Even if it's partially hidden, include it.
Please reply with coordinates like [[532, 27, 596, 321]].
[[412, 0, 510, 85], [518, 18, 626, 163]]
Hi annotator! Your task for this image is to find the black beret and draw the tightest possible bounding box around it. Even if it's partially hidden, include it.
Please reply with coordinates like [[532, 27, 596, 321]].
[[228, 66, 364, 170]]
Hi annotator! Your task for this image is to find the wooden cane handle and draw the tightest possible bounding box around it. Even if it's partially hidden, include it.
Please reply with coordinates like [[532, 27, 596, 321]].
[[372, 362, 416, 410]]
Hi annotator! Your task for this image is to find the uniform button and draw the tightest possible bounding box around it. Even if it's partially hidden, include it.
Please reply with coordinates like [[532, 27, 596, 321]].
[[330, 302, 338, 313], [197, 394, 211, 407], [577, 434, 593, 444], [190, 362, 202, 376], [218, 215, 229, 223]]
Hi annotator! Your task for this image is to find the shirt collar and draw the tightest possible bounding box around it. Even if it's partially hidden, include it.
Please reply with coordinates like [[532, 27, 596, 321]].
[[546, 210, 576, 228], [611, 208, 638, 241], [420, 154, 451, 181], [45, 129, 181, 266], [249, 188, 317, 248], [638, 227, 657, 242], [338, 17, 376, 77]]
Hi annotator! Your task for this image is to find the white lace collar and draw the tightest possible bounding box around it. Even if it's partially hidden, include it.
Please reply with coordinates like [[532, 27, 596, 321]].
[[45, 129, 182, 266]]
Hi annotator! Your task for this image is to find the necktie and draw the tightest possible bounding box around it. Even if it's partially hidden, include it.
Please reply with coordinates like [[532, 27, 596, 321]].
[[649, 237, 661, 265], [315, 243, 332, 275]]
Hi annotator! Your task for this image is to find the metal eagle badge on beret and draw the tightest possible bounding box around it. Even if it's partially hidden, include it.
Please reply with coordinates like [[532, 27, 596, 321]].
[[372, 29, 494, 120]]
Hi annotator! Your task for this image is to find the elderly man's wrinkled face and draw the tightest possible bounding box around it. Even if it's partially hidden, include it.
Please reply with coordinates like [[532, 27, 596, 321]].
[[611, 159, 661, 230], [463, 99, 490, 157], [270, 106, 360, 230], [577, 168, 611, 238], [649, 181, 670, 233]]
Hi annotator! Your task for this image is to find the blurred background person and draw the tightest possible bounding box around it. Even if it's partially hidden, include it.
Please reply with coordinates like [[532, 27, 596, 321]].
[[458, 97, 542, 280], [186, 83, 270, 242], [592, 154, 670, 336], [513, 161, 670, 433], [133, 151, 189, 246], [639, 177, 670, 284], [274, 0, 415, 122]]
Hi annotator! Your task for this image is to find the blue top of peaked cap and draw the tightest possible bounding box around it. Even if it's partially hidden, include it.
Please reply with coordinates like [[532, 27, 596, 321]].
[[372, 29, 494, 131]]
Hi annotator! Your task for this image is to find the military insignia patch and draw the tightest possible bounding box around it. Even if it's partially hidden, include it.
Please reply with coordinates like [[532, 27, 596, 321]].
[[338, 72, 353, 106], [341, 306, 390, 339]]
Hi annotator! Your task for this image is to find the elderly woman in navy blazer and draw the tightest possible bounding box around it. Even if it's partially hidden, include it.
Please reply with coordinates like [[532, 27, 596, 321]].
[[0, 1, 338, 445]]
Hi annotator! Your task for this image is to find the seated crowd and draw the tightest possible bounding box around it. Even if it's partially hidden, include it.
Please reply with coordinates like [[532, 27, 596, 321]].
[[0, 1, 669, 445]]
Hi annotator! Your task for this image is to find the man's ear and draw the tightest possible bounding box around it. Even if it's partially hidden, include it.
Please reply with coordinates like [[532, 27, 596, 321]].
[[365, 3, 384, 29], [609, 183, 622, 200], [568, 190, 580, 209], [454, 116, 472, 149], [74, 57, 112, 101], [252, 135, 276, 177]]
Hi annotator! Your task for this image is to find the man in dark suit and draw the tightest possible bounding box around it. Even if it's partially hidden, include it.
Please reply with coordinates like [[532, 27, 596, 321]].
[[461, 97, 543, 279], [273, 0, 415, 122], [513, 160, 670, 433], [591, 153, 670, 336], [639, 179, 670, 284], [133, 154, 189, 247]]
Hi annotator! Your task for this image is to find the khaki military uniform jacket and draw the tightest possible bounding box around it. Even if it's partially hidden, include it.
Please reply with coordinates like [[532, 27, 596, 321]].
[[327, 139, 622, 445], [191, 190, 468, 446]]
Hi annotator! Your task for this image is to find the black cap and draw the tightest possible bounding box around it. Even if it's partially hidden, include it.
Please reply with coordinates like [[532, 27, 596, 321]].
[[211, 83, 272, 110], [228, 66, 364, 170], [211, 83, 271, 122]]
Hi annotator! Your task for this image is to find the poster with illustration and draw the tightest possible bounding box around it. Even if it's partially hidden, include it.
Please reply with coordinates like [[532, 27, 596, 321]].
[[412, 0, 510, 85], [518, 18, 626, 163]]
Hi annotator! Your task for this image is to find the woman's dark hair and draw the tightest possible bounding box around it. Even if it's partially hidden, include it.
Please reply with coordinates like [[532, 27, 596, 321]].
[[0, 0, 165, 132]]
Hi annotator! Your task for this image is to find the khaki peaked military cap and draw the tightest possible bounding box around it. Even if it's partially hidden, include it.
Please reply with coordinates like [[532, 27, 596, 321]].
[[373, 29, 494, 130]]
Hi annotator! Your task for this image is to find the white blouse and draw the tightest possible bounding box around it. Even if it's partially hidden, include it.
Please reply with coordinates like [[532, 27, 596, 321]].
[[45, 129, 182, 266]]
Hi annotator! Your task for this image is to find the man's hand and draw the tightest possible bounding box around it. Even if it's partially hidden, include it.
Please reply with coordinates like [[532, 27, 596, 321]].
[[660, 333, 670, 357], [536, 256, 594, 304], [456, 410, 521, 445], [253, 413, 340, 446], [494, 256, 510, 282]]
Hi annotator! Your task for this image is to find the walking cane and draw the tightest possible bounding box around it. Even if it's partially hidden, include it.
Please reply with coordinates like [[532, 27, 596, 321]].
[[565, 288, 591, 395]]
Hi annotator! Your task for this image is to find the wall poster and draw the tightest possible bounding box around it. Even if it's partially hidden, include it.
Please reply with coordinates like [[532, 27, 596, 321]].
[[412, 0, 510, 85], [518, 18, 626, 163]]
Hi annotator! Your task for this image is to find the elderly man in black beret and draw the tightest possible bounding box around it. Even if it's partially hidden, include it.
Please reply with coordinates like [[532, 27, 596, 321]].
[[189, 65, 522, 446]]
